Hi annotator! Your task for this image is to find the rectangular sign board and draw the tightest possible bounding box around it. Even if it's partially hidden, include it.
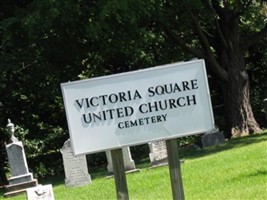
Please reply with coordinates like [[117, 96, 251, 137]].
[[61, 59, 215, 155]]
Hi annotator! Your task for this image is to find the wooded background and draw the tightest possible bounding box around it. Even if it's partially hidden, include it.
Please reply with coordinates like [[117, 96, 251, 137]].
[[0, 0, 267, 177]]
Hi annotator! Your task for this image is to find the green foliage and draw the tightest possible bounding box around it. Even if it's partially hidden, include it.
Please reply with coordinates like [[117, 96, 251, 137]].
[[14, 125, 44, 157], [86, 152, 107, 170], [28, 152, 63, 178], [246, 39, 267, 127], [0, 0, 267, 177]]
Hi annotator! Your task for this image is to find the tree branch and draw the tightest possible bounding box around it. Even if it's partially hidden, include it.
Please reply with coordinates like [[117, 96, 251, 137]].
[[187, 7, 229, 82], [223, 0, 230, 10], [201, 0, 228, 48], [161, 24, 203, 58], [187, 8, 213, 54]]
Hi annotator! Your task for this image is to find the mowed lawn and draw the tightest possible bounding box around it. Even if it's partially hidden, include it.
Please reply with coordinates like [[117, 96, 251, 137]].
[[1, 132, 266, 200]]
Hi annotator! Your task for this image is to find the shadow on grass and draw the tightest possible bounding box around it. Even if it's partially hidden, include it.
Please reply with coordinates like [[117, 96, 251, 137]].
[[37, 169, 114, 186], [247, 169, 267, 178], [38, 174, 65, 187], [36, 163, 142, 187], [228, 169, 267, 184], [89, 166, 109, 179], [179, 131, 267, 160]]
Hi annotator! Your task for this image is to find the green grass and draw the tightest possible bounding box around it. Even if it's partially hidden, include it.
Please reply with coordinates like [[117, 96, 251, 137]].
[[1, 132, 267, 200]]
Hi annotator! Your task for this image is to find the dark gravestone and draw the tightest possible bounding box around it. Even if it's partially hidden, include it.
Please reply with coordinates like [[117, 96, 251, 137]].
[[198, 129, 225, 148]]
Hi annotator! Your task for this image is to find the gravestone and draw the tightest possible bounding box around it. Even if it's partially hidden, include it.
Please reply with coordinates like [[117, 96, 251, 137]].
[[148, 140, 168, 166], [26, 184, 55, 200], [60, 139, 91, 187], [198, 128, 224, 148], [4, 119, 38, 197], [6, 142, 34, 184], [106, 146, 138, 174]]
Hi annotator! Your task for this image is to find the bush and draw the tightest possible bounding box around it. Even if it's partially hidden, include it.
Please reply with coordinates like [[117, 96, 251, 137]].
[[28, 152, 63, 178]]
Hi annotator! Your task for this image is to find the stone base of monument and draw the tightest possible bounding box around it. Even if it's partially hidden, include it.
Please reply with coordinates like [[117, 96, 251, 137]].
[[8, 173, 34, 185], [4, 179, 38, 197]]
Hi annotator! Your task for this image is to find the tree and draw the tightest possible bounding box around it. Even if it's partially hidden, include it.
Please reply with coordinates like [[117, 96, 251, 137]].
[[82, 0, 266, 137], [0, 0, 266, 176], [0, 0, 266, 150], [246, 38, 267, 126], [0, 0, 89, 173], [155, 0, 266, 137]]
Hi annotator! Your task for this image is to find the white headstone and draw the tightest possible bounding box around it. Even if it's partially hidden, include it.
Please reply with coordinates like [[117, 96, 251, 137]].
[[149, 140, 168, 166], [106, 146, 136, 174], [6, 142, 30, 176], [60, 140, 91, 187], [26, 184, 54, 200], [4, 120, 38, 198], [6, 141, 35, 184]]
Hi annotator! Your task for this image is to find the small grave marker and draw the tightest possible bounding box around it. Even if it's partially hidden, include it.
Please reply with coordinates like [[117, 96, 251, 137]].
[[148, 140, 168, 166], [26, 184, 55, 200]]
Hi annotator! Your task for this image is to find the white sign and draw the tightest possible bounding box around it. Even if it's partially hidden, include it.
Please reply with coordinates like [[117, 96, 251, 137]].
[[61, 59, 215, 155]]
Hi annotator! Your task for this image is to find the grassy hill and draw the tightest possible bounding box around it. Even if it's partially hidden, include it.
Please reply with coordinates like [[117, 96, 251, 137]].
[[1, 131, 266, 199]]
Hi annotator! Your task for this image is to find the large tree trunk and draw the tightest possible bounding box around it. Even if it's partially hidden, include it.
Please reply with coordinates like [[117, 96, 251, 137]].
[[215, 10, 261, 138], [222, 59, 261, 138], [217, 12, 261, 138], [163, 1, 263, 138]]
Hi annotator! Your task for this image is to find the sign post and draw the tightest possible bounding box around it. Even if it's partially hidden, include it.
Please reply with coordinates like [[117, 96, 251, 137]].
[[166, 139, 185, 200], [111, 148, 129, 200]]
